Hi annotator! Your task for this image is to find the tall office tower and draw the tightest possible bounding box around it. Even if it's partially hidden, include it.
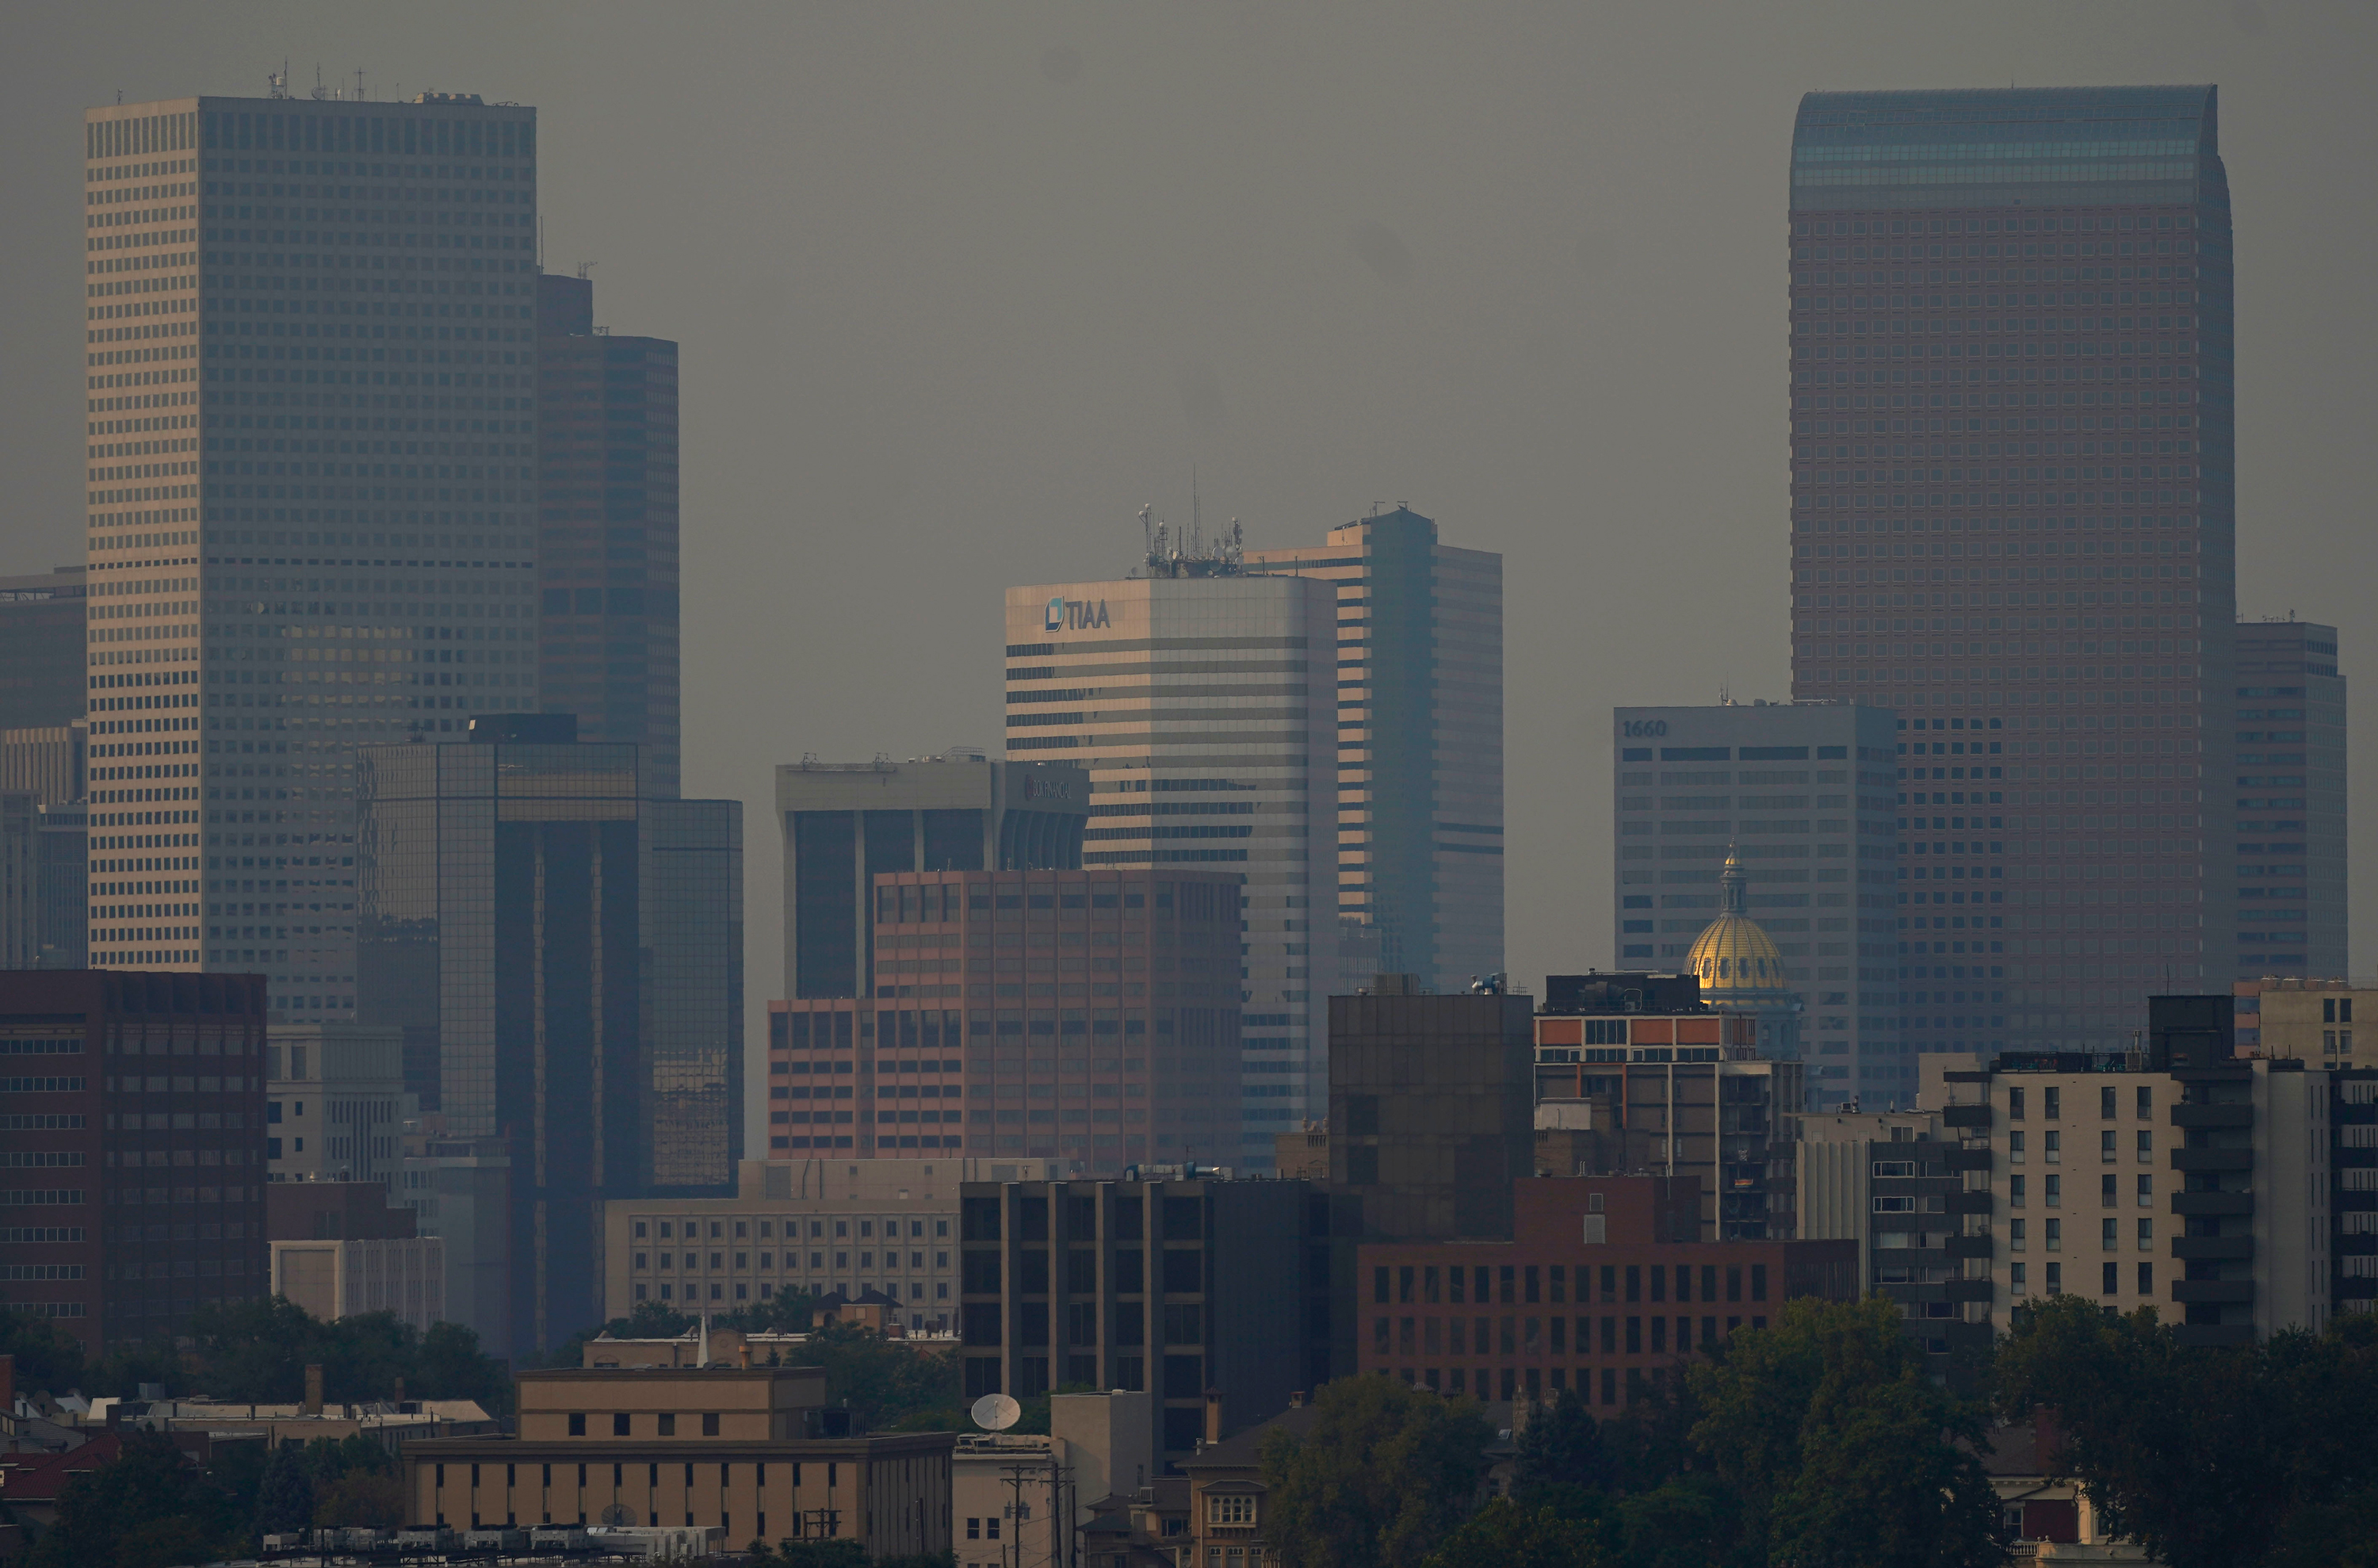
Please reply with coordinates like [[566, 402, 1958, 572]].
[[6, 717, 90, 970], [2231, 619, 2345, 979], [36, 803, 90, 968], [777, 755, 1088, 1000], [1244, 507, 1504, 993], [1614, 703, 1899, 1107], [0, 969, 269, 1356], [80, 94, 541, 1016], [1007, 558, 1337, 1168], [1787, 87, 2236, 1055], [535, 274, 682, 796], [354, 713, 741, 1352], [0, 568, 87, 730]]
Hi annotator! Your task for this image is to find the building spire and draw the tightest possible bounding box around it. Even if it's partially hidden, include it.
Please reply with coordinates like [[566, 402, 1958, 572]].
[[1722, 845, 1747, 916]]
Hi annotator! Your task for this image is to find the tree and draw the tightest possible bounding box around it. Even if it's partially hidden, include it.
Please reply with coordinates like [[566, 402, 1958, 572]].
[[1994, 1293, 2378, 1568], [788, 1321, 962, 1432], [722, 1288, 817, 1335], [254, 1442, 315, 1536], [0, 1306, 89, 1395], [1260, 1377, 1495, 1568], [1690, 1296, 2001, 1568], [1513, 1386, 1616, 1513], [315, 1470, 405, 1528], [25, 1430, 241, 1567], [415, 1320, 508, 1409], [1422, 1497, 1611, 1568]]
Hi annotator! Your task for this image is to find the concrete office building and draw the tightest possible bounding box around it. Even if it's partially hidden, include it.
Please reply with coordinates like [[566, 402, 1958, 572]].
[[1533, 973, 1806, 1240], [767, 870, 1244, 1174], [1244, 507, 1504, 993], [600, 1157, 1061, 1328], [952, 1389, 1152, 1568], [2, 726, 90, 969], [1786, 86, 2240, 1054], [1326, 979, 1535, 1242], [1614, 702, 1898, 1105], [1921, 1005, 2329, 1346], [2231, 618, 2345, 979], [398, 1118, 512, 1359], [34, 803, 90, 969], [0, 568, 87, 732], [1007, 559, 1336, 1168], [957, 1176, 1354, 1464], [1796, 1105, 1990, 1371], [777, 754, 1088, 1001], [356, 715, 740, 1352], [2235, 977, 2373, 1067], [264, 1021, 404, 1186], [0, 969, 269, 1356], [535, 274, 682, 797], [270, 1233, 445, 1333], [0, 795, 35, 970], [79, 94, 543, 1016]]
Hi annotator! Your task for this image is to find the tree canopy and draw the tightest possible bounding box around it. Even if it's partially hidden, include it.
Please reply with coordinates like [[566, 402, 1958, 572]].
[[1260, 1375, 1497, 1568]]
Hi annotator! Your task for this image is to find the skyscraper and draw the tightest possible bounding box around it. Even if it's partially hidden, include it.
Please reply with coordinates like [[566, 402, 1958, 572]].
[[354, 714, 740, 1351], [0, 568, 88, 732], [83, 92, 542, 1017], [1244, 507, 1504, 994], [1787, 87, 2235, 1054], [535, 274, 682, 797], [1006, 556, 1336, 1168], [2231, 618, 2345, 979]]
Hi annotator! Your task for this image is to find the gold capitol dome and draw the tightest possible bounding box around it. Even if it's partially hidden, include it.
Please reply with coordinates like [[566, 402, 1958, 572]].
[[1687, 851, 1789, 992]]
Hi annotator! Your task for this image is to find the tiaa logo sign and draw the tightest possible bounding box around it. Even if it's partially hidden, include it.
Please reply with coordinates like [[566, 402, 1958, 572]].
[[1045, 598, 1111, 633]]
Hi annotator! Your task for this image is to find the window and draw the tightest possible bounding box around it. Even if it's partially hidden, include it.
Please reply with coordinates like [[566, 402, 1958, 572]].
[[2045, 1219, 2063, 1251], [658, 1414, 675, 1436], [702, 1413, 720, 1436], [2101, 1087, 2116, 1119], [2043, 1087, 2061, 1119], [1207, 1495, 1256, 1525], [2137, 1130, 2153, 1162], [612, 1413, 630, 1436], [567, 1413, 586, 1436]]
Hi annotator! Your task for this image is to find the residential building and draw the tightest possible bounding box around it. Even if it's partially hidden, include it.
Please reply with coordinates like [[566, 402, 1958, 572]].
[[1327, 978, 1535, 1241], [601, 1157, 1065, 1328], [1356, 1176, 1859, 1408], [1175, 1395, 1320, 1568], [1921, 1000, 2329, 1347], [1613, 702, 1899, 1106], [1534, 973, 1805, 1239], [1786, 86, 2239, 1055], [355, 715, 741, 1354], [265, 1021, 403, 1185], [535, 274, 681, 798], [400, 1364, 954, 1552], [952, 1390, 1153, 1568], [0, 569, 86, 733], [775, 755, 1088, 1001], [767, 869, 1244, 1174], [0, 968, 268, 1355], [1796, 1106, 1992, 1371], [958, 1176, 1355, 1466], [34, 802, 89, 969], [397, 1119, 512, 1360], [2328, 1070, 2377, 1321], [1006, 558, 1337, 1168], [2235, 977, 2374, 1066], [270, 1232, 445, 1333], [1244, 507, 1504, 994], [2231, 618, 2345, 978], [79, 94, 543, 1022]]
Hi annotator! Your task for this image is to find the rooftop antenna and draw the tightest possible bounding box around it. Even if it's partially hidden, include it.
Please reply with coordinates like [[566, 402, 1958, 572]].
[[1190, 466, 1202, 560], [357, 67, 366, 101], [312, 64, 327, 101]]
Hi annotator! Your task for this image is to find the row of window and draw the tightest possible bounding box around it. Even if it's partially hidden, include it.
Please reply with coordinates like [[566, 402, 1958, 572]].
[[632, 1250, 949, 1274], [1374, 1314, 1765, 1359], [1371, 1262, 1768, 1306], [628, 1217, 947, 1241]]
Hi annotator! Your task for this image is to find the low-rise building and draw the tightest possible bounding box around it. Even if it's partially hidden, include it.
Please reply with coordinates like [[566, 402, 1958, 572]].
[[952, 1390, 1153, 1568], [270, 1237, 445, 1335], [1176, 1394, 1320, 1568], [1355, 1176, 1857, 1411], [1796, 1107, 1992, 1372], [958, 1176, 1355, 1467], [400, 1364, 951, 1555], [603, 1157, 1063, 1331], [2236, 976, 2374, 1066]]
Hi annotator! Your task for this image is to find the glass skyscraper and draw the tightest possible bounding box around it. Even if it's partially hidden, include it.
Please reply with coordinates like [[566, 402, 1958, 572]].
[[2230, 619, 2345, 980], [82, 93, 542, 1016], [354, 716, 740, 1351], [1786, 86, 2235, 1054]]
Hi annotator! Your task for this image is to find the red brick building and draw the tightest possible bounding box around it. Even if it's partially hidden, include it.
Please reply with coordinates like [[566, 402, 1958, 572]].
[[0, 969, 267, 1354], [1357, 1176, 1858, 1409]]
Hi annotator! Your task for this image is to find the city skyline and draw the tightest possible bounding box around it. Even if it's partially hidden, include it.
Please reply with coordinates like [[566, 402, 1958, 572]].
[[0, 12, 2371, 1073]]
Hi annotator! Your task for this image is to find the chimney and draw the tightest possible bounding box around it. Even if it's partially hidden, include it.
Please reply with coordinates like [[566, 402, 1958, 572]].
[[0, 1354, 13, 1417], [1203, 1388, 1222, 1447], [738, 1343, 751, 1370], [393, 1376, 405, 1406], [304, 1363, 324, 1417], [1288, 1390, 1304, 1410]]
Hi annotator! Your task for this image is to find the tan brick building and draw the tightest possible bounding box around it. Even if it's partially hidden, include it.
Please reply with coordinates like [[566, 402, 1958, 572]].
[[401, 1365, 951, 1554]]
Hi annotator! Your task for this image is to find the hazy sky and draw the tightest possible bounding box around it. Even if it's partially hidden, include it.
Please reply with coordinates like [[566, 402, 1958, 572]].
[[6, 2, 2372, 1069]]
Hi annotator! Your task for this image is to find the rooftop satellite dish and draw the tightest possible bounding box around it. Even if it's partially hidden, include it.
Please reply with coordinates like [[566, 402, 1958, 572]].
[[972, 1393, 1023, 1432], [599, 1502, 634, 1528]]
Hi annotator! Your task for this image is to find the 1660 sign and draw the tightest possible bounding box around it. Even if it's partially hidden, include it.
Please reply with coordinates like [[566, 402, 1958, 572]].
[[1621, 720, 1669, 738]]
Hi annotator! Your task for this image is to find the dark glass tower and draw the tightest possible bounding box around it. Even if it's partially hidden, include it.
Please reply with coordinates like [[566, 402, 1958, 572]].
[[1786, 86, 2235, 1056], [355, 717, 740, 1351], [535, 275, 681, 797]]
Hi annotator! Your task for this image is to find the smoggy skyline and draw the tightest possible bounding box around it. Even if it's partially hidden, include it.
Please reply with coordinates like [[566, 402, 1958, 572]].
[[4, 2, 2371, 1061]]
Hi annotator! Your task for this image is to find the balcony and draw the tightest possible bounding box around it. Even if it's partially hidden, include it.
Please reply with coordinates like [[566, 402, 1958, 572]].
[[1941, 1104, 1994, 1129], [2170, 1148, 2254, 1173], [1943, 1146, 1994, 1172], [1941, 1279, 1997, 1302], [2170, 1279, 2254, 1305], [1944, 1191, 1994, 1214], [2170, 1103, 2253, 1130], [1944, 1234, 1995, 1260], [2171, 1191, 2254, 1217], [2171, 1236, 2254, 1263], [2173, 1323, 2257, 1348]]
